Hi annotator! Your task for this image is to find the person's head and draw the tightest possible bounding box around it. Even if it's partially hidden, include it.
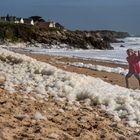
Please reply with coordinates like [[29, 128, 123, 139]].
[[126, 49, 134, 56]]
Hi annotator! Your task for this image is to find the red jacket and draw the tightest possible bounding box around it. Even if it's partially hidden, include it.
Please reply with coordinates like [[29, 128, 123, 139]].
[[127, 52, 140, 74]]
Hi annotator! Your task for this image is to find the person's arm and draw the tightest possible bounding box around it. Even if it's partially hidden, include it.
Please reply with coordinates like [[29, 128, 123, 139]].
[[127, 55, 136, 64]]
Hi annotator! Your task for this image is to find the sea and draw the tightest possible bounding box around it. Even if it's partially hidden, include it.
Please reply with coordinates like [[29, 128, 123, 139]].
[[5, 37, 140, 65]]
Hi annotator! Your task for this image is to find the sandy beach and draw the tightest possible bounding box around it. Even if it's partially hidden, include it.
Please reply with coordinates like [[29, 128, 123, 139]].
[[0, 0, 140, 139], [26, 53, 140, 90], [0, 88, 138, 140], [0, 52, 140, 140]]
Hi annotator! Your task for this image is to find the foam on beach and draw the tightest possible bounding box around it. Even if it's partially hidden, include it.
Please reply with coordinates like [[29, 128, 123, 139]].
[[0, 48, 140, 127], [67, 62, 128, 76]]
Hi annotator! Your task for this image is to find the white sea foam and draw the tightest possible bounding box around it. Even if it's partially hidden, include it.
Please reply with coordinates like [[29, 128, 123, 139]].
[[0, 42, 27, 48], [0, 42, 73, 50], [14, 37, 140, 65], [67, 62, 128, 76], [1, 48, 140, 127]]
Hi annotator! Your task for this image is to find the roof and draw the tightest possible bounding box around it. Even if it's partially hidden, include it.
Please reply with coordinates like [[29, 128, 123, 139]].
[[23, 18, 33, 23], [36, 22, 52, 26], [8, 16, 16, 22], [0, 17, 6, 19], [55, 22, 64, 29], [16, 17, 22, 21]]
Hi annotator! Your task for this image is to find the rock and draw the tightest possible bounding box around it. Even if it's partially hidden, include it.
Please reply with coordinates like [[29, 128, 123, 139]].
[[0, 73, 6, 85], [34, 111, 47, 120], [57, 109, 65, 113], [120, 45, 125, 47], [0, 23, 129, 50], [118, 136, 126, 140], [84, 98, 91, 106], [30, 96, 36, 101], [48, 132, 59, 139], [74, 101, 81, 107], [23, 95, 29, 99], [14, 114, 29, 120]]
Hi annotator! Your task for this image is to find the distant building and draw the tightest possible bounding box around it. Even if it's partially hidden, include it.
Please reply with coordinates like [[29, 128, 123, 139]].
[[23, 18, 34, 25], [0, 15, 34, 25], [36, 21, 64, 29], [48, 21, 56, 28], [0, 15, 63, 28], [0, 16, 16, 23], [8, 16, 16, 22], [36, 21, 55, 28], [15, 18, 24, 24], [0, 17, 6, 22]]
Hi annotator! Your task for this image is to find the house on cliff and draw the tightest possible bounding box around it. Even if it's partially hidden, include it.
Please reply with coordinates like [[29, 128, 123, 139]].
[[0, 15, 34, 25], [23, 18, 34, 25], [36, 21, 55, 28], [0, 15, 63, 28], [15, 18, 24, 24], [36, 21, 64, 29], [0, 17, 7, 22], [0, 15, 17, 23]]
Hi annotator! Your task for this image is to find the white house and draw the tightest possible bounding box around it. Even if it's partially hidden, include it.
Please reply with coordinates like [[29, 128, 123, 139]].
[[48, 21, 56, 28], [23, 18, 34, 25], [0, 16, 34, 25], [30, 19, 34, 25], [15, 18, 24, 24]]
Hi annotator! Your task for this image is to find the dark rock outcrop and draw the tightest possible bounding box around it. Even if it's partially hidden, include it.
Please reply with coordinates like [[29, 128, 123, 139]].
[[32, 29, 115, 50], [120, 45, 125, 48], [0, 23, 130, 50], [90, 30, 130, 43]]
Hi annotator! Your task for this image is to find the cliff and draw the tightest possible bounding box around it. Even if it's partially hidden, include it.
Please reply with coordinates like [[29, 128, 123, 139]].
[[0, 23, 130, 49]]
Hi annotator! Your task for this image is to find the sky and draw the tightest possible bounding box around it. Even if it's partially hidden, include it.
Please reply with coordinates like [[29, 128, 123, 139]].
[[0, 0, 140, 35]]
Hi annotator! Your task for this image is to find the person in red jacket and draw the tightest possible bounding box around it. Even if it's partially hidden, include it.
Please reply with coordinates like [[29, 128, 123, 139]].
[[125, 49, 140, 88]]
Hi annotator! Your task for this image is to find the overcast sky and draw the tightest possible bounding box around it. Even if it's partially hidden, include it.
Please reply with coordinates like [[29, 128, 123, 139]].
[[0, 0, 140, 35]]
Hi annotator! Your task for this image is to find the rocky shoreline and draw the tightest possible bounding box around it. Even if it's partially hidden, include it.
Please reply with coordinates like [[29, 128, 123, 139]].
[[27, 29, 129, 50], [0, 23, 129, 50]]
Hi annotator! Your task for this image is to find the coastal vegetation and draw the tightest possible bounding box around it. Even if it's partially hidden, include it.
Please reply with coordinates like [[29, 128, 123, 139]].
[[0, 22, 129, 49], [0, 23, 34, 42]]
